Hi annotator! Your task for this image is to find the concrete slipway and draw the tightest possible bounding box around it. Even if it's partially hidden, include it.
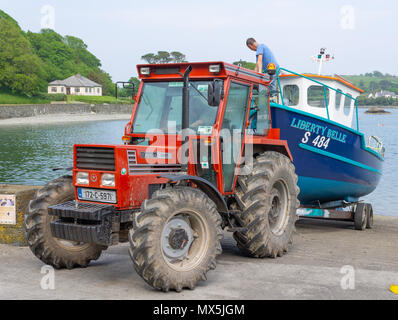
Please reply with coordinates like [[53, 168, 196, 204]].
[[0, 215, 397, 300]]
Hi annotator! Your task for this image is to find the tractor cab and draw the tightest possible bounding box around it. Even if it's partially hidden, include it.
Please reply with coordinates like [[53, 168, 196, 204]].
[[118, 62, 285, 196]]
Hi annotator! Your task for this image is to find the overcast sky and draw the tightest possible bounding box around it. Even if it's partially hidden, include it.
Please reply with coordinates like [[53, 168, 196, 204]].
[[1, 0, 397, 81]]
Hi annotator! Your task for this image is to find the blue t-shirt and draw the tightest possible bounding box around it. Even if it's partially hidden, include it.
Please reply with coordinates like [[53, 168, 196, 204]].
[[256, 44, 279, 72]]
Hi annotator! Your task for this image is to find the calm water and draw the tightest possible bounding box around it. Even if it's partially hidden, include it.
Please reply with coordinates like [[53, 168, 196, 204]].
[[0, 110, 396, 216]]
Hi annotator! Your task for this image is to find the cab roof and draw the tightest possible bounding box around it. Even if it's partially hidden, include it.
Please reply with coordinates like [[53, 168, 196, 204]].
[[136, 61, 270, 85]]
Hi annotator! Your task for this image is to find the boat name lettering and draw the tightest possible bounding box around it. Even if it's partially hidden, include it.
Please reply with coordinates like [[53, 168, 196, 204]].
[[290, 117, 347, 143]]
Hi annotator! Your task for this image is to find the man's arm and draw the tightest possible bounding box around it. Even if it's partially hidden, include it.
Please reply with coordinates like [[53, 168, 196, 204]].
[[255, 54, 263, 73]]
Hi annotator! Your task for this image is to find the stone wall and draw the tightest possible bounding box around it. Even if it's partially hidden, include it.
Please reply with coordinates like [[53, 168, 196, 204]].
[[0, 185, 41, 246], [0, 104, 133, 120]]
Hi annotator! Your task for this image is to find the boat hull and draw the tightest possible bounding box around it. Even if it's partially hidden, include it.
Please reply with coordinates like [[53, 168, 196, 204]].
[[271, 104, 383, 205]]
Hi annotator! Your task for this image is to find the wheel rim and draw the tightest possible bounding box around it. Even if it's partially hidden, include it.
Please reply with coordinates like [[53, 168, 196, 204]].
[[268, 179, 290, 236], [161, 211, 209, 272]]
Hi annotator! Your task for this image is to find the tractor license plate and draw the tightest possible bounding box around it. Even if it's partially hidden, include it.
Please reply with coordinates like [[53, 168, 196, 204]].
[[77, 188, 117, 204]]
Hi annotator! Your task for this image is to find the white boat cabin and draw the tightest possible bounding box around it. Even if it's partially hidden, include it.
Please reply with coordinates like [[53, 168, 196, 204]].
[[278, 74, 364, 128]]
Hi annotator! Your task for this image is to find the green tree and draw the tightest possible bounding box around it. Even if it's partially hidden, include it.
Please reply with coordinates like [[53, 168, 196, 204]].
[[0, 18, 44, 95], [64, 35, 101, 68], [233, 60, 256, 70], [141, 51, 187, 64], [170, 51, 186, 63], [88, 70, 115, 96], [156, 51, 172, 63], [141, 53, 157, 64], [379, 80, 392, 90]]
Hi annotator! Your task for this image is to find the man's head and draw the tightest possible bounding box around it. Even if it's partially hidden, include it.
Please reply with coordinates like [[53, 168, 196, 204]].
[[246, 38, 258, 51]]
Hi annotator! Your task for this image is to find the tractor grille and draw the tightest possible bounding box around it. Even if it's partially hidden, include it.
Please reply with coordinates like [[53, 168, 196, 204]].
[[76, 147, 115, 171], [127, 150, 181, 175], [127, 150, 137, 164]]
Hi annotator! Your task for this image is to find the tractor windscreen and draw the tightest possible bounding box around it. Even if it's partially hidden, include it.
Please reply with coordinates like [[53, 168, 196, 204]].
[[133, 81, 219, 134]]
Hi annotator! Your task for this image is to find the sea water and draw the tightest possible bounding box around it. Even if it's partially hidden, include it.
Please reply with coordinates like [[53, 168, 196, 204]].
[[0, 109, 396, 216]]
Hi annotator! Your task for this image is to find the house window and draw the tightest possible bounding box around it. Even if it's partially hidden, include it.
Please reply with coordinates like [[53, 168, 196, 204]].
[[61, 87, 64, 93], [283, 85, 299, 106], [307, 85, 329, 108], [51, 87, 57, 93], [75, 87, 80, 93], [85, 88, 88, 93], [97, 88, 100, 93]]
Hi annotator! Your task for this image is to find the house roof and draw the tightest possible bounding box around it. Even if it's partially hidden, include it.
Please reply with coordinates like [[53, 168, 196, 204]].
[[49, 74, 102, 87]]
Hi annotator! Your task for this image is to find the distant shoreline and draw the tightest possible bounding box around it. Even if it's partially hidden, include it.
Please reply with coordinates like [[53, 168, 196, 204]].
[[358, 105, 398, 109], [0, 113, 131, 126]]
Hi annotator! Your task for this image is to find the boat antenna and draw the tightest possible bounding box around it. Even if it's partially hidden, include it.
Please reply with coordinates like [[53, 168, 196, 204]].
[[311, 48, 334, 75]]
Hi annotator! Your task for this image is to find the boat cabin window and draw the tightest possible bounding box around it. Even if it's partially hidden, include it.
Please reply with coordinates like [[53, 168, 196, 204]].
[[283, 85, 299, 106], [248, 84, 270, 136], [307, 85, 329, 108], [344, 93, 352, 116], [335, 89, 343, 110]]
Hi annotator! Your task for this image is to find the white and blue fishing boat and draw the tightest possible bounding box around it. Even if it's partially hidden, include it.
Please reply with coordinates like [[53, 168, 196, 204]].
[[270, 49, 384, 227]]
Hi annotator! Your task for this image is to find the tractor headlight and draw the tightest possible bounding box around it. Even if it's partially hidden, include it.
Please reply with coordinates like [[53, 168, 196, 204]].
[[209, 64, 221, 73], [140, 67, 151, 75], [76, 172, 89, 185], [101, 173, 115, 187]]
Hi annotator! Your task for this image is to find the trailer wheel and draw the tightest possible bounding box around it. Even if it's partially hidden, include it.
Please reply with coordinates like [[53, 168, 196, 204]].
[[354, 203, 368, 231], [366, 203, 374, 229], [129, 186, 223, 292], [24, 176, 105, 269], [233, 151, 300, 258]]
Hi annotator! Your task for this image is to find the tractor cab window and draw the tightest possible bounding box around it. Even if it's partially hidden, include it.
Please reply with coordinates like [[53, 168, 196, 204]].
[[133, 81, 219, 134], [247, 84, 270, 136]]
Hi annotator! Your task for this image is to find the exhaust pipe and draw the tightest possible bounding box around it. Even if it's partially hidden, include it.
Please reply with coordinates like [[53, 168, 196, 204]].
[[181, 65, 192, 170]]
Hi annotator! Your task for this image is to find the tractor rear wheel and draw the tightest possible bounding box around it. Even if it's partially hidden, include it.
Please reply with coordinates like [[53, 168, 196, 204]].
[[129, 186, 223, 292], [233, 151, 300, 258], [24, 176, 105, 269]]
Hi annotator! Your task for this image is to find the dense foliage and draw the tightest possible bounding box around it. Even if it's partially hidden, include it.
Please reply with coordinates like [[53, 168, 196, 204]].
[[233, 60, 256, 70], [141, 51, 187, 64], [344, 72, 398, 106], [0, 10, 115, 96]]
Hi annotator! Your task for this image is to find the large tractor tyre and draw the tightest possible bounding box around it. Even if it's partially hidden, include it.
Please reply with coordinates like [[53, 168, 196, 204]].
[[129, 186, 223, 292], [24, 176, 105, 269], [233, 151, 300, 258]]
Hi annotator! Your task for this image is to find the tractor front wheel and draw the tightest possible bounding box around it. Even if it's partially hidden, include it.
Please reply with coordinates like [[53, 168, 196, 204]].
[[129, 186, 223, 292], [24, 176, 105, 269]]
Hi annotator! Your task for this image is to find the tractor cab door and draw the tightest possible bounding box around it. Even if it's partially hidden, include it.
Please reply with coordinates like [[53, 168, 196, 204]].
[[220, 81, 251, 193], [247, 84, 270, 136]]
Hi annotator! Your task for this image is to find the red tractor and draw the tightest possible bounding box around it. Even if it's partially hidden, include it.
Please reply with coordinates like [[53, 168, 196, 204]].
[[24, 62, 299, 292]]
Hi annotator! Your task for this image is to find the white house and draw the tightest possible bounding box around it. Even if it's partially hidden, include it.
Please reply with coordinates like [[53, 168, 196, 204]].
[[48, 74, 102, 96], [368, 90, 397, 99]]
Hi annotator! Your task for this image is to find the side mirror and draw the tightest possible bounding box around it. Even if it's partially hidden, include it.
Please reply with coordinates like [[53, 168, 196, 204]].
[[208, 79, 223, 107]]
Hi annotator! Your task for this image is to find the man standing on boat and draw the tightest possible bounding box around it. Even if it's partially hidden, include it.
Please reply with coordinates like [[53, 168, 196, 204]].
[[246, 38, 279, 95]]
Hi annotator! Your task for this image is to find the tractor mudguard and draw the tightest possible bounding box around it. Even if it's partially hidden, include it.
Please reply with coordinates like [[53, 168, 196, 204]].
[[159, 174, 229, 214]]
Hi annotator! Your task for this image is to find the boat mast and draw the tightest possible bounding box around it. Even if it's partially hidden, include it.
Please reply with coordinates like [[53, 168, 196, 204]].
[[311, 48, 334, 75]]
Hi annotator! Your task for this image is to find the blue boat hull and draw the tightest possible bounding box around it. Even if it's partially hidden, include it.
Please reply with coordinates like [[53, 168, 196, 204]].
[[270, 104, 383, 205]]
